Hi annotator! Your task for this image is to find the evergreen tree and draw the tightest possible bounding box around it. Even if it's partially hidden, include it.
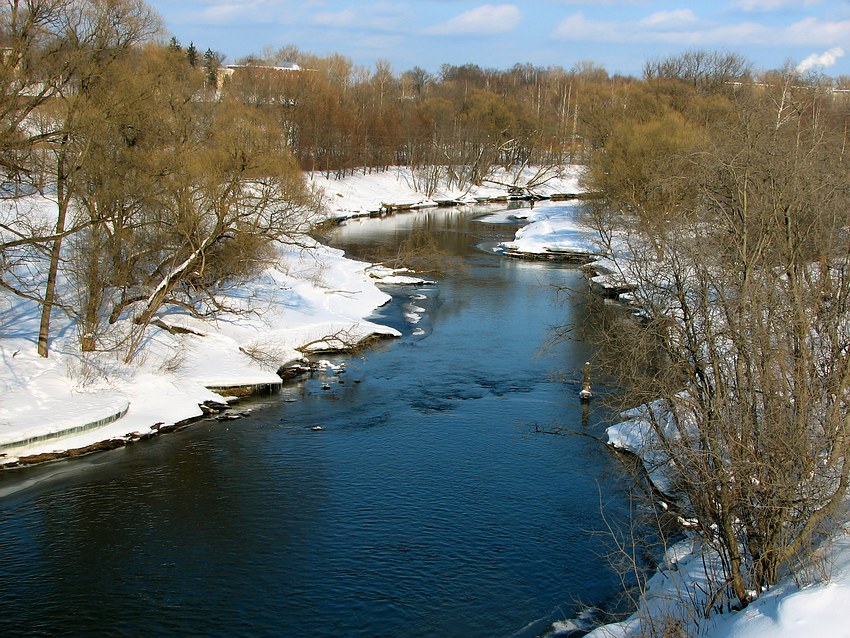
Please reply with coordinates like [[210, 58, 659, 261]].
[[204, 48, 220, 89], [186, 41, 198, 67]]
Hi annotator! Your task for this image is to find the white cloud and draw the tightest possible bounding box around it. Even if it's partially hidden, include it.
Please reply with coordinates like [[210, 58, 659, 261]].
[[553, 12, 850, 48], [312, 8, 358, 27], [639, 9, 698, 28], [425, 4, 522, 36], [785, 17, 850, 45], [552, 13, 620, 41], [559, 0, 644, 5], [200, 2, 260, 23], [188, 1, 403, 30], [195, 0, 297, 25], [310, 4, 408, 32], [729, 0, 821, 12], [796, 47, 845, 73]]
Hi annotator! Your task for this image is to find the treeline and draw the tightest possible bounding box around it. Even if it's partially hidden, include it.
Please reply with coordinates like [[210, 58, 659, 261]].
[[214, 46, 850, 192], [215, 51, 602, 191]]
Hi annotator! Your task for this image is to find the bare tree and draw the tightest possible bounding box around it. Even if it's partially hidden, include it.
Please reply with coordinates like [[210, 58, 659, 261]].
[[0, 0, 161, 355], [643, 50, 752, 92], [59, 45, 320, 360], [586, 76, 850, 614]]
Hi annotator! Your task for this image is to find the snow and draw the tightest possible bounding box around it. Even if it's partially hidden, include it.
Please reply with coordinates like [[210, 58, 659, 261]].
[[589, 408, 850, 638], [311, 164, 585, 219], [705, 535, 850, 638], [0, 214, 403, 463], [582, 523, 850, 638], [481, 200, 599, 257], [606, 401, 687, 497], [366, 265, 436, 286]]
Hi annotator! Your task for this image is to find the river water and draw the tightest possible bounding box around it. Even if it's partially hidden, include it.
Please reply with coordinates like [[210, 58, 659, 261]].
[[0, 204, 632, 637]]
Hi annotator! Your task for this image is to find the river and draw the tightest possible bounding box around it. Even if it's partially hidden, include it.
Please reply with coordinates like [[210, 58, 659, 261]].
[[0, 203, 633, 637]]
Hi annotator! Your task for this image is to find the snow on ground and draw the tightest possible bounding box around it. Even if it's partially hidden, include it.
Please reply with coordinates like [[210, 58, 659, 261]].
[[606, 402, 681, 497], [585, 409, 850, 638], [311, 164, 585, 219], [702, 529, 850, 638], [505, 211, 597, 255], [703, 530, 850, 638], [0, 234, 404, 462], [476, 199, 599, 257], [583, 508, 850, 638], [310, 168, 436, 217]]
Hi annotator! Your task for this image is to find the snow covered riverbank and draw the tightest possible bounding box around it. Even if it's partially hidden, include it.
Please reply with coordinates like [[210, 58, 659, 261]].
[[581, 413, 850, 638], [0, 164, 583, 466], [0, 236, 403, 465], [475, 199, 598, 261], [310, 164, 586, 219]]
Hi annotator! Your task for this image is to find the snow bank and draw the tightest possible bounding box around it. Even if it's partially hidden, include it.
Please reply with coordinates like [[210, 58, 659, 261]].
[[585, 522, 850, 638], [311, 164, 586, 219], [0, 226, 400, 463], [704, 531, 850, 638], [588, 409, 850, 638], [480, 200, 599, 258]]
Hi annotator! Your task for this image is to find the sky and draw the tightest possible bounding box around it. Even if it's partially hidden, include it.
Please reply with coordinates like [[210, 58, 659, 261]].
[[145, 1, 850, 78]]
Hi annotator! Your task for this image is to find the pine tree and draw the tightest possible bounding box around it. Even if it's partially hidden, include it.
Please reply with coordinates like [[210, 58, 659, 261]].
[[186, 41, 198, 67], [204, 48, 219, 89]]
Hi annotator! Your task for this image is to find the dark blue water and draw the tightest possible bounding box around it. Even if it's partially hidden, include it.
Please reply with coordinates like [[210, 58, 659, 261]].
[[0, 205, 629, 638]]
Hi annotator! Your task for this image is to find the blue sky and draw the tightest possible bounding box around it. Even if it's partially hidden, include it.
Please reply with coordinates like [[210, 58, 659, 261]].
[[145, 1, 850, 77]]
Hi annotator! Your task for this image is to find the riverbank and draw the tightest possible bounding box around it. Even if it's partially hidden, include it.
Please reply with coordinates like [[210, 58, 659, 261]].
[[0, 164, 583, 467], [464, 194, 850, 638], [308, 164, 586, 220], [0, 236, 406, 466], [578, 415, 850, 638]]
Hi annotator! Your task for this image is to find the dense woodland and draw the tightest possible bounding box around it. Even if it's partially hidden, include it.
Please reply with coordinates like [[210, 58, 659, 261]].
[[2, 1, 850, 629]]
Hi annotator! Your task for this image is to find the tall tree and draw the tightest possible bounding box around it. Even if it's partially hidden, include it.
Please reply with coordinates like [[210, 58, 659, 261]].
[[67, 44, 320, 359], [33, 0, 160, 357], [185, 40, 197, 67], [203, 47, 222, 90]]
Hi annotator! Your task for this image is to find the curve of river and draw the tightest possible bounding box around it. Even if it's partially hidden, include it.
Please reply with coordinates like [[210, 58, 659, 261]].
[[0, 203, 633, 638]]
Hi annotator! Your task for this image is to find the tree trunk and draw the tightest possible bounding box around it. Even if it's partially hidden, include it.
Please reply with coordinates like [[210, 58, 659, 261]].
[[37, 149, 68, 357]]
